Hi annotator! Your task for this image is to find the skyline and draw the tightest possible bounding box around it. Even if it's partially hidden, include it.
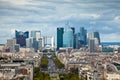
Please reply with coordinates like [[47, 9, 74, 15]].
[[0, 0, 120, 44]]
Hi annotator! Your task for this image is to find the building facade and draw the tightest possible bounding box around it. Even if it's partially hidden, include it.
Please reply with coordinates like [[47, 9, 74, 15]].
[[38, 37, 45, 50], [93, 31, 100, 45], [75, 33, 81, 49], [31, 31, 41, 41], [57, 28, 64, 50], [26, 38, 33, 48], [15, 30, 29, 47], [63, 27, 74, 48], [6, 39, 16, 52], [80, 27, 87, 45], [88, 39, 95, 52], [14, 44, 20, 52]]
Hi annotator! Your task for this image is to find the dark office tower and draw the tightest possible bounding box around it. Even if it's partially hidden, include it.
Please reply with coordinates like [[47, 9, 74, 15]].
[[57, 28, 64, 50], [75, 33, 81, 49], [88, 39, 95, 52], [93, 31, 100, 45], [15, 30, 29, 47], [71, 27, 75, 34], [80, 27, 87, 45], [71, 27, 76, 49]]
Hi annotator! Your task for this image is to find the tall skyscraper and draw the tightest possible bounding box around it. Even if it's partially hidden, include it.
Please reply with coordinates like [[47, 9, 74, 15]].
[[80, 27, 87, 45], [71, 27, 75, 34], [88, 39, 95, 52], [71, 27, 76, 49], [75, 33, 81, 49], [51, 37, 55, 48], [15, 30, 29, 38], [15, 30, 29, 47], [33, 39, 38, 51], [14, 44, 20, 52], [87, 32, 99, 52], [93, 31, 100, 45], [6, 39, 16, 52], [26, 38, 33, 48], [31, 31, 41, 41], [57, 28, 64, 50], [38, 37, 45, 50], [30, 31, 41, 51], [63, 24, 74, 48]]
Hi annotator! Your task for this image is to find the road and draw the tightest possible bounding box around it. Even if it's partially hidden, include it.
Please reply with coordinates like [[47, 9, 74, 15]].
[[48, 58, 68, 74], [40, 53, 68, 74], [48, 58, 57, 73]]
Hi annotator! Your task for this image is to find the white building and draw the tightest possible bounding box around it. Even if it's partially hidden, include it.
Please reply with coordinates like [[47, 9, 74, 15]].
[[6, 39, 16, 52], [0, 63, 33, 80], [31, 31, 41, 41], [106, 73, 120, 80], [26, 38, 33, 48]]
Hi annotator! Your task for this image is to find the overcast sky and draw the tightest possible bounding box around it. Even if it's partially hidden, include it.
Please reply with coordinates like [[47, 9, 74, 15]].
[[0, 0, 120, 44]]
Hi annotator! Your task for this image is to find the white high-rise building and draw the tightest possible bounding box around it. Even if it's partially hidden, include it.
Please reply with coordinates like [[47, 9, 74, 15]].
[[26, 38, 33, 48], [88, 39, 95, 52], [6, 39, 16, 52], [51, 37, 54, 48], [38, 37, 45, 49], [87, 33, 94, 39], [31, 31, 41, 41], [87, 33, 100, 52]]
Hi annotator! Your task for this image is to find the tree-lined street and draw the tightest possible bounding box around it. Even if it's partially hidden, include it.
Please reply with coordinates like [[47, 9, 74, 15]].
[[34, 52, 81, 80]]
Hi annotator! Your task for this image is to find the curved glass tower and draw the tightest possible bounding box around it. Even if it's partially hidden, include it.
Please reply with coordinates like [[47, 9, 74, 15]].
[[63, 24, 74, 48], [93, 31, 100, 45], [57, 28, 64, 50]]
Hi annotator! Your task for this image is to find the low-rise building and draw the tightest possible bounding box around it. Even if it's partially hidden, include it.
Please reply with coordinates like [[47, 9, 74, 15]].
[[0, 63, 33, 80]]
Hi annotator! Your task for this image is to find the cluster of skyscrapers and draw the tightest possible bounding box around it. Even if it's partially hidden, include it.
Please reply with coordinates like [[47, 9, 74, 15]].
[[6, 24, 100, 53], [57, 23, 100, 52], [6, 30, 55, 52]]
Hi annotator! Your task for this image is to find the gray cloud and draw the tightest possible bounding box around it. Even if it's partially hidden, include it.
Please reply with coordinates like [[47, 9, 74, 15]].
[[0, 0, 120, 43]]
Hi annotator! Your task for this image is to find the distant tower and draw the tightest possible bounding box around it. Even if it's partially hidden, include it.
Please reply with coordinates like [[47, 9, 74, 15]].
[[75, 33, 81, 49], [88, 39, 95, 52], [63, 23, 74, 48], [71, 27, 76, 49], [93, 31, 100, 45], [31, 31, 41, 51], [80, 27, 87, 45], [57, 27, 64, 50], [15, 30, 29, 47], [87, 32, 100, 52], [26, 38, 33, 48], [14, 44, 20, 52], [71, 27, 75, 34], [6, 39, 16, 52], [51, 37, 54, 48], [31, 31, 41, 41], [37, 37, 45, 49]]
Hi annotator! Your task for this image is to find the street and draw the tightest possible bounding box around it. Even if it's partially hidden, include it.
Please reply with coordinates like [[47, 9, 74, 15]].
[[48, 58, 57, 73]]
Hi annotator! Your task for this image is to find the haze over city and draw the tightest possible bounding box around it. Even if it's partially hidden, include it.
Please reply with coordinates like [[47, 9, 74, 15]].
[[0, 0, 120, 44]]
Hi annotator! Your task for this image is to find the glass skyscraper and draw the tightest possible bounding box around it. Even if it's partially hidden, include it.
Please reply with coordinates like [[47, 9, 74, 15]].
[[15, 30, 29, 47], [75, 33, 81, 49], [80, 27, 87, 45], [31, 31, 41, 41], [63, 26, 74, 48], [26, 38, 33, 48], [57, 28, 64, 50], [93, 31, 100, 45], [88, 39, 95, 52], [71, 27, 75, 34], [71, 27, 76, 49]]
